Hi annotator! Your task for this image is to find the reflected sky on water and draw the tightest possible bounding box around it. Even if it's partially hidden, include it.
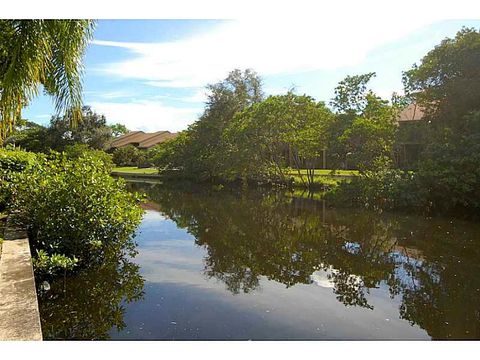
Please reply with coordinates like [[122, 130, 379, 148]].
[[39, 182, 480, 340]]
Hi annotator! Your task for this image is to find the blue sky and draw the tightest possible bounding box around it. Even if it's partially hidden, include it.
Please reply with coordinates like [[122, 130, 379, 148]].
[[24, 19, 480, 132]]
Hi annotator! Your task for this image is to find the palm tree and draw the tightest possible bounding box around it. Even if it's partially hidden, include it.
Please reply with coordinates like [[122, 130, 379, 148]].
[[0, 20, 95, 142]]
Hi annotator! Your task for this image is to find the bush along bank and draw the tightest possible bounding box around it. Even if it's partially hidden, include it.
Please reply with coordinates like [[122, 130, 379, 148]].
[[0, 147, 144, 280]]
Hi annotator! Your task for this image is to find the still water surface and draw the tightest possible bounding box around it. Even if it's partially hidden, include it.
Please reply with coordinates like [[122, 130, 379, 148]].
[[38, 182, 480, 340]]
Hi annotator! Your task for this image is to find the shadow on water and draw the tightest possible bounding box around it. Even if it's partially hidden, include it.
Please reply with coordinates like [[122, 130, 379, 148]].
[[128, 181, 480, 340], [37, 250, 145, 340]]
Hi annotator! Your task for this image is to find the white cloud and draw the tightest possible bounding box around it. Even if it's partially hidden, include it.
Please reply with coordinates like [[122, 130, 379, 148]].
[[91, 15, 442, 89], [148, 89, 208, 104], [84, 89, 138, 100], [181, 89, 208, 104], [90, 100, 201, 132]]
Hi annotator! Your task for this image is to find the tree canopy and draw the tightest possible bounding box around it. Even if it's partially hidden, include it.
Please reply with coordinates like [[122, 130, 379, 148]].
[[0, 20, 95, 141], [403, 27, 480, 128]]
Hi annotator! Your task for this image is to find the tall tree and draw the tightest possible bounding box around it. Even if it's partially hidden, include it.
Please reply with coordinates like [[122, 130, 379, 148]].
[[331, 72, 376, 115], [224, 93, 334, 187], [48, 105, 113, 150], [109, 123, 129, 137], [166, 69, 264, 180], [0, 20, 95, 141], [402, 28, 480, 214], [403, 27, 480, 129], [328, 72, 400, 171], [6, 106, 113, 152], [339, 93, 399, 171]]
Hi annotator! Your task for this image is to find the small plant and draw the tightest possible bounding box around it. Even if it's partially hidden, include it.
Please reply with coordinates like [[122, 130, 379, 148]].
[[33, 250, 78, 277]]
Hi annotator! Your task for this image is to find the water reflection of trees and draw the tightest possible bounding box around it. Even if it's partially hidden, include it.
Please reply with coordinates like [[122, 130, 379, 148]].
[[136, 183, 480, 339], [37, 256, 144, 340]]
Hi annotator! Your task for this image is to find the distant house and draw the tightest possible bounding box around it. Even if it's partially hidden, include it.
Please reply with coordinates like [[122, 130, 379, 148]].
[[397, 102, 426, 123], [396, 103, 427, 169], [109, 130, 178, 150]]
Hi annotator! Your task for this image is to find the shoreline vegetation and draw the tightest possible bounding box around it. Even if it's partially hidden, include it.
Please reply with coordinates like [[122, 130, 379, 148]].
[[111, 166, 358, 189], [1, 20, 480, 340], [2, 27, 479, 220], [1, 21, 480, 333], [124, 28, 478, 219]]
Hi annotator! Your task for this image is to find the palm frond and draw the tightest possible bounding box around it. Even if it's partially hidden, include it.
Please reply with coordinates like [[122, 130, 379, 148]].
[[0, 19, 96, 141]]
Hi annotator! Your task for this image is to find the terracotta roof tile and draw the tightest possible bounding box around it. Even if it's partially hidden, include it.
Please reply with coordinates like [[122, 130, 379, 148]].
[[397, 103, 425, 122], [110, 131, 178, 149]]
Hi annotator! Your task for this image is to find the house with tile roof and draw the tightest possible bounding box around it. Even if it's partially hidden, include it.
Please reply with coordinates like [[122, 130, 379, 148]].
[[109, 130, 178, 150], [397, 102, 426, 123], [395, 103, 428, 169]]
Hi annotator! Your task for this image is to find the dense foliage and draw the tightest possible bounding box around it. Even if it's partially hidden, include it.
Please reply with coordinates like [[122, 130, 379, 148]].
[[0, 147, 36, 210], [153, 69, 264, 180], [224, 93, 334, 187], [5, 106, 122, 152], [112, 145, 142, 167], [2, 149, 144, 276], [330, 28, 480, 216]]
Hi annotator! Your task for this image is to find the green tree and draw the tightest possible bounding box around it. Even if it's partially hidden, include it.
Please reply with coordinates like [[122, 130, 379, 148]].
[[109, 123, 129, 137], [402, 27, 480, 215], [5, 106, 114, 152], [48, 106, 113, 150], [403, 27, 480, 127], [0, 20, 95, 141], [3, 121, 49, 152], [224, 92, 334, 187], [163, 69, 264, 180], [112, 145, 141, 167], [331, 72, 376, 115], [339, 93, 398, 171], [328, 73, 377, 169], [329, 73, 400, 171], [151, 132, 189, 172]]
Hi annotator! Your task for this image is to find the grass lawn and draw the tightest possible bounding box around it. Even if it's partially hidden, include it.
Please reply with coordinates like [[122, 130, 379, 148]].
[[111, 167, 356, 187], [289, 174, 342, 187], [285, 169, 358, 188], [112, 167, 158, 175], [285, 169, 358, 177]]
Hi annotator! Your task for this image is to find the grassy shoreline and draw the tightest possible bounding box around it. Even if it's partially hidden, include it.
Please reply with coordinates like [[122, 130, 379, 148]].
[[112, 166, 358, 189]]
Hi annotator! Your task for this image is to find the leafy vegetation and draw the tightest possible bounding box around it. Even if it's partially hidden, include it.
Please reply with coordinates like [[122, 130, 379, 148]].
[[2, 149, 144, 276], [0, 146, 37, 210], [0, 20, 95, 141], [153, 69, 264, 181], [223, 93, 334, 187], [5, 106, 120, 152], [329, 28, 480, 217], [112, 145, 142, 167]]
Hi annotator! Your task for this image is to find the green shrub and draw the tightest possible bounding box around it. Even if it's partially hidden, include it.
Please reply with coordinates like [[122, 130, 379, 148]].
[[33, 250, 79, 278], [0, 146, 37, 173], [64, 144, 114, 171], [0, 147, 37, 210], [8, 152, 144, 271], [412, 111, 480, 215], [112, 145, 140, 167], [326, 158, 424, 212]]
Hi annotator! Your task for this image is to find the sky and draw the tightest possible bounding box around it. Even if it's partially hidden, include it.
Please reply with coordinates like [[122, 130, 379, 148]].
[[23, 19, 480, 133]]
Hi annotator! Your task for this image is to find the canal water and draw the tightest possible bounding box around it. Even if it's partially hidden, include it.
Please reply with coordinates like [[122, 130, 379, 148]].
[[38, 182, 480, 340]]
